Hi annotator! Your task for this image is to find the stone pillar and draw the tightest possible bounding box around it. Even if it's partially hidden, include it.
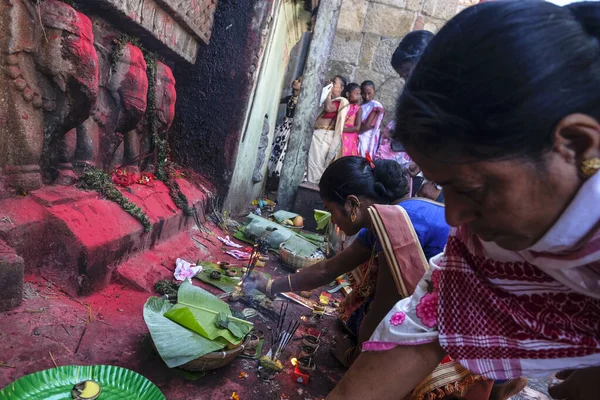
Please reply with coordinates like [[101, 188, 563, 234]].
[[0, 240, 24, 312], [276, 0, 343, 211]]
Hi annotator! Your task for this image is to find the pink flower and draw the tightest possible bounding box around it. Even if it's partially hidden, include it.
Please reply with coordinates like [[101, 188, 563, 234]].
[[390, 312, 406, 326], [416, 292, 439, 328], [431, 269, 441, 291]]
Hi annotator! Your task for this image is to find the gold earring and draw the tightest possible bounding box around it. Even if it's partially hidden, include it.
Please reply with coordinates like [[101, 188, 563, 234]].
[[350, 208, 357, 222], [581, 158, 600, 179]]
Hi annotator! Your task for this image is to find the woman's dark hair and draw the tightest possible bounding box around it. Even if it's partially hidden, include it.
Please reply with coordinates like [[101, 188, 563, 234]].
[[391, 30, 434, 70], [395, 1, 600, 163], [361, 80, 375, 90], [345, 82, 360, 96], [319, 156, 410, 205]]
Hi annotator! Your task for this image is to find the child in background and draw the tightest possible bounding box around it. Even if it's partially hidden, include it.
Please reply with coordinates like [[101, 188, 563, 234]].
[[342, 83, 362, 157], [359, 81, 385, 158]]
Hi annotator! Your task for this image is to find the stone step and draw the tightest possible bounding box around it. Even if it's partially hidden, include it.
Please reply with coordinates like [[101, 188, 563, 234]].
[[0, 179, 213, 296]]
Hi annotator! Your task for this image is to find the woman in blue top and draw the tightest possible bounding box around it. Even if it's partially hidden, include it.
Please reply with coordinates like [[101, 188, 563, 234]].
[[247, 156, 449, 368]]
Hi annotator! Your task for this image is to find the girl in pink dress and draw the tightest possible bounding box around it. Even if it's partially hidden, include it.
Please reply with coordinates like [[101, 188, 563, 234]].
[[342, 83, 362, 157]]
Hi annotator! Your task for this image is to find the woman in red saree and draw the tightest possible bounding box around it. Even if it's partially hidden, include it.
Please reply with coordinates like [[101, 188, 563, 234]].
[[328, 2, 600, 399]]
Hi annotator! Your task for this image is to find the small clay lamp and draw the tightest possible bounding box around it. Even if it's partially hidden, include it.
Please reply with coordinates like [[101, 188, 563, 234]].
[[245, 333, 260, 349], [251, 329, 264, 340], [297, 357, 316, 374], [210, 270, 222, 280], [226, 270, 237, 277], [242, 348, 257, 357], [298, 345, 317, 359], [301, 334, 320, 350], [217, 262, 230, 270]]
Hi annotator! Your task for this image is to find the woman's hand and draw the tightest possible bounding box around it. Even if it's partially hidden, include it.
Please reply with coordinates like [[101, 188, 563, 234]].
[[548, 367, 600, 400], [242, 272, 269, 294]]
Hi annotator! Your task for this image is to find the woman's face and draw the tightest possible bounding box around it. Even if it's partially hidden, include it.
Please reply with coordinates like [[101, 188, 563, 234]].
[[332, 78, 344, 98], [361, 85, 375, 103], [408, 148, 582, 251], [347, 88, 361, 104], [292, 76, 302, 91], [322, 199, 362, 236]]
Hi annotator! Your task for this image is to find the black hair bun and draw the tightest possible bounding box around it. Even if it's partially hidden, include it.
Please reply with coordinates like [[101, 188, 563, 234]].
[[372, 160, 410, 202]]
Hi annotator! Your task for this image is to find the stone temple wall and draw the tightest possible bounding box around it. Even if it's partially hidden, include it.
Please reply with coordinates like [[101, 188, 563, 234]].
[[327, 0, 478, 125]]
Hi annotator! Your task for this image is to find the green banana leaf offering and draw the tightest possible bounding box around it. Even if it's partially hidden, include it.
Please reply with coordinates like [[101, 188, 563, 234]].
[[144, 282, 253, 368], [163, 282, 253, 345]]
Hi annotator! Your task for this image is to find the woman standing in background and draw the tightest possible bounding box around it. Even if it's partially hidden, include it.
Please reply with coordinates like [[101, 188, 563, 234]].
[[358, 81, 385, 158], [306, 75, 349, 183], [267, 76, 302, 191]]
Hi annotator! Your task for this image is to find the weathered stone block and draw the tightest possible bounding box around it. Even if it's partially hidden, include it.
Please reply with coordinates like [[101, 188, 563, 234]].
[[419, 15, 449, 34], [364, 3, 416, 37], [327, 60, 357, 83], [91, 0, 201, 63], [374, 0, 407, 9], [354, 67, 386, 89], [0, 241, 24, 312], [423, 0, 460, 21], [359, 33, 381, 67], [406, 0, 425, 11], [338, 0, 369, 32], [371, 36, 402, 77], [330, 29, 363, 65], [377, 77, 405, 124]]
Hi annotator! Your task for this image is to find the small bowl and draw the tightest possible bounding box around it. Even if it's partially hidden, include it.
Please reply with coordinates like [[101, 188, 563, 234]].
[[301, 335, 320, 349], [210, 271, 222, 280], [251, 329, 264, 340], [217, 262, 230, 270], [297, 357, 316, 374], [245, 333, 260, 349], [225, 270, 237, 277], [298, 345, 317, 359], [242, 348, 257, 357]]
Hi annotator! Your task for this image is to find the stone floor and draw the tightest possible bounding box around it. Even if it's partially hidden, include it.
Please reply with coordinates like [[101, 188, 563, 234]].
[[0, 222, 555, 399], [0, 223, 345, 400]]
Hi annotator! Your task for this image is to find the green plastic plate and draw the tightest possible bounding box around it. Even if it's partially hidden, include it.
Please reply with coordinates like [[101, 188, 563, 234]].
[[0, 365, 165, 400]]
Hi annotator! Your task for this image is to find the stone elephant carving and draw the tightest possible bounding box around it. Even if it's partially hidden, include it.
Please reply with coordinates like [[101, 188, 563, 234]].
[[126, 61, 176, 172], [75, 41, 148, 171], [0, 0, 99, 190]]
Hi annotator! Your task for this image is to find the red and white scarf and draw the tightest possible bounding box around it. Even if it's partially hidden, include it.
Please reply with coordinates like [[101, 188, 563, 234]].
[[364, 171, 600, 379]]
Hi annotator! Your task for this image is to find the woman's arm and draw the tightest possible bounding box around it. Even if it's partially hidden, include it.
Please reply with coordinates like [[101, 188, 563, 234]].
[[360, 108, 381, 133], [270, 240, 371, 294], [327, 341, 445, 400], [344, 108, 363, 133], [245, 240, 372, 295], [324, 92, 338, 113]]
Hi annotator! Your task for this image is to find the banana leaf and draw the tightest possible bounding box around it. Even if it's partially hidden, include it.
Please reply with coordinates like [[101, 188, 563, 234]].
[[314, 209, 331, 230], [195, 262, 242, 293], [143, 296, 225, 368], [163, 282, 253, 344], [272, 210, 299, 223], [0, 365, 164, 399]]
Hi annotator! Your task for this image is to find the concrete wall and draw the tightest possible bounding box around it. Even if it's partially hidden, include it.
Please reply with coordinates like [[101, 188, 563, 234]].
[[224, 0, 309, 215], [327, 0, 478, 124]]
